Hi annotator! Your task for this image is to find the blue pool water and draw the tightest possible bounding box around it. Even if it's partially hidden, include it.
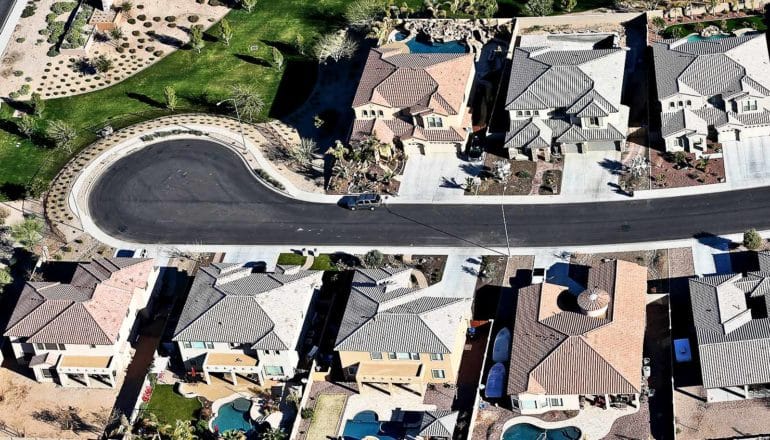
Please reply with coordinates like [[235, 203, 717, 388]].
[[342, 411, 422, 440], [686, 34, 731, 42], [394, 32, 467, 53], [212, 398, 256, 434], [502, 423, 582, 440]]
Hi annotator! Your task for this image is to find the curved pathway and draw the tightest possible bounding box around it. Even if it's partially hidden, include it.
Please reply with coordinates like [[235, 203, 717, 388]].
[[86, 138, 770, 247]]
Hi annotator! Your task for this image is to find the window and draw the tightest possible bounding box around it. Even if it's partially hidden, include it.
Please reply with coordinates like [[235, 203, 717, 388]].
[[533, 110, 540, 116], [182, 341, 192, 349], [410, 353, 420, 360], [431, 369, 446, 379], [426, 116, 443, 128], [669, 102, 675, 109], [190, 342, 214, 349], [370, 352, 383, 360], [40, 368, 56, 379], [686, 100, 692, 107], [516, 111, 523, 117], [430, 353, 444, 361], [676, 137, 686, 148], [589, 117, 600, 127], [90, 344, 97, 349], [520, 400, 537, 410], [378, 110, 384, 117], [347, 366, 358, 375], [35, 343, 44, 350], [43, 343, 64, 350], [678, 101, 683, 107], [390, 352, 410, 360], [264, 365, 284, 376], [548, 398, 564, 407], [362, 110, 368, 117], [525, 110, 531, 116], [743, 100, 758, 111]]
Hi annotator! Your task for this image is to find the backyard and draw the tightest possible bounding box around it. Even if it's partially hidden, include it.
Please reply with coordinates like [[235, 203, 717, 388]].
[[662, 15, 766, 38], [143, 384, 202, 426]]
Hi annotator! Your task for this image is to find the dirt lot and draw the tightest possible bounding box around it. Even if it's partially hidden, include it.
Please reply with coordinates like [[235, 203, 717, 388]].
[[675, 387, 770, 439], [649, 150, 725, 189], [0, 366, 117, 438]]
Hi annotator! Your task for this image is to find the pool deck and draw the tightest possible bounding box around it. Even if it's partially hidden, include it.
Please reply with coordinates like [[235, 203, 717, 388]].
[[500, 405, 639, 440], [339, 389, 437, 437]]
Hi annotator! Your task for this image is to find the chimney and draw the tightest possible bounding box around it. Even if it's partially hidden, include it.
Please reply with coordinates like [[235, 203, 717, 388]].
[[577, 287, 610, 319]]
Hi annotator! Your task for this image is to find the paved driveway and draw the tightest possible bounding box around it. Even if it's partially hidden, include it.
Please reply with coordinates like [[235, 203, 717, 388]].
[[560, 151, 623, 201], [722, 136, 770, 187], [398, 153, 480, 202]]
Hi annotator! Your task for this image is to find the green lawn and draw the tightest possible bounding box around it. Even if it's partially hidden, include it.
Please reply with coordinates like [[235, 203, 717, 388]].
[[0, 0, 349, 195], [277, 252, 308, 266], [663, 16, 767, 38], [310, 254, 337, 271], [145, 384, 202, 425]]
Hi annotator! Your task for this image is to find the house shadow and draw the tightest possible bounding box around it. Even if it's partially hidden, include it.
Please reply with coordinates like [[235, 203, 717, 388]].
[[269, 58, 318, 119], [693, 231, 734, 251], [545, 262, 587, 293], [154, 33, 184, 49]]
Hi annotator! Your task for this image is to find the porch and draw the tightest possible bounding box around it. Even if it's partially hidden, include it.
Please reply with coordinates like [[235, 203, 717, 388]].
[[356, 362, 426, 397], [581, 393, 640, 410], [202, 352, 262, 386], [56, 355, 117, 388]]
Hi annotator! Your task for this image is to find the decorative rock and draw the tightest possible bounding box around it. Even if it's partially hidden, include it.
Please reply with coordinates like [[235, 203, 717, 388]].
[[700, 25, 722, 37]]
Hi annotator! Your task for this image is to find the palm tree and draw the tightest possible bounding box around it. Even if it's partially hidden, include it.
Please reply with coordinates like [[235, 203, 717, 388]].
[[47, 120, 77, 153], [159, 420, 197, 440], [260, 428, 286, 440], [220, 430, 247, 440], [119, 1, 133, 18], [229, 84, 264, 122], [11, 217, 44, 249], [110, 27, 124, 42], [326, 141, 349, 162]]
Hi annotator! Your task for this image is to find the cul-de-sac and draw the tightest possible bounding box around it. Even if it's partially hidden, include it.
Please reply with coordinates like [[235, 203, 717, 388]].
[[3, 0, 770, 439]]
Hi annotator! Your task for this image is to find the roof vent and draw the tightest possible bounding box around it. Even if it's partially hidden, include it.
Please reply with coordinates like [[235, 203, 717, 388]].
[[577, 286, 610, 318]]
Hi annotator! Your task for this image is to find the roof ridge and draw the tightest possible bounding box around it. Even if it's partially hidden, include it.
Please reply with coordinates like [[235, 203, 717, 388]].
[[173, 288, 229, 340], [333, 291, 379, 349], [80, 301, 118, 344]]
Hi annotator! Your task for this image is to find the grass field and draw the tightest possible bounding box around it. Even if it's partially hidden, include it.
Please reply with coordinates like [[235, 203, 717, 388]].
[[145, 384, 202, 425]]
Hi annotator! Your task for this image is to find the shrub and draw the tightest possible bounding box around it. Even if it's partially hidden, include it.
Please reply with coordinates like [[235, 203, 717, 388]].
[[122, 42, 130, 48], [188, 15, 200, 23], [8, 92, 19, 99], [132, 30, 140, 36], [744, 229, 763, 250], [50, 2, 77, 15], [47, 46, 60, 57], [143, 22, 152, 27], [364, 250, 385, 268], [254, 169, 285, 190], [146, 46, 155, 52], [168, 23, 176, 28], [153, 50, 164, 56], [137, 14, 146, 21], [12, 70, 23, 77], [153, 16, 161, 22], [165, 16, 176, 22], [127, 18, 136, 24], [210, 0, 223, 5], [22, 5, 37, 18], [16, 37, 25, 43], [0, 206, 9, 224], [300, 408, 314, 419]]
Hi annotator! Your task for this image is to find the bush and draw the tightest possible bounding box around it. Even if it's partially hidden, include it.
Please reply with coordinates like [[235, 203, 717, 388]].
[[153, 50, 164, 56], [188, 15, 200, 23], [50, 2, 77, 15], [153, 16, 161, 22], [254, 169, 285, 190], [744, 229, 763, 250], [146, 46, 155, 52], [143, 22, 152, 27], [210, 0, 223, 5], [300, 408, 314, 420], [22, 5, 36, 18], [45, 13, 57, 23], [165, 16, 176, 22], [364, 250, 384, 268], [132, 30, 140, 36], [47, 46, 60, 57], [16, 37, 25, 43], [127, 18, 136, 24], [137, 14, 146, 21]]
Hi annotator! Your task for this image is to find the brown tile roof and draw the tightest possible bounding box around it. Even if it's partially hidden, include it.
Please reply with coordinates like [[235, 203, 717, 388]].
[[508, 260, 647, 396], [351, 49, 474, 117], [5, 258, 154, 345], [350, 118, 465, 145]]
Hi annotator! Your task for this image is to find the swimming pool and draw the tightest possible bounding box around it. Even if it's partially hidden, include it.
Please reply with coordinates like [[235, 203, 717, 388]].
[[502, 423, 582, 440], [342, 410, 422, 440], [211, 397, 256, 434], [685, 34, 731, 42], [394, 32, 467, 54]]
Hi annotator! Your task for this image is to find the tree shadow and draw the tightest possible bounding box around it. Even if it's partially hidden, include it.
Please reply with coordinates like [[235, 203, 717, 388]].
[[299, 5, 347, 26], [0, 183, 26, 200], [234, 53, 272, 67], [184, 91, 219, 113], [693, 231, 734, 251], [153, 33, 184, 49], [125, 92, 164, 109], [598, 157, 626, 175], [269, 59, 318, 119], [261, 40, 300, 56]]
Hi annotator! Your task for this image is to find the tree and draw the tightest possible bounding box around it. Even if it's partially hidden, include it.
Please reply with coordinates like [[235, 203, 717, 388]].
[[229, 84, 265, 122], [295, 34, 305, 55], [164, 85, 178, 111], [221, 430, 247, 440], [11, 217, 44, 250], [525, 0, 553, 15], [218, 18, 233, 46], [0, 267, 11, 288], [744, 228, 763, 250], [47, 120, 77, 153], [93, 55, 114, 77], [344, 0, 387, 29], [159, 420, 197, 440], [241, 0, 258, 12], [109, 26, 124, 41], [30, 92, 44, 116], [314, 32, 358, 63], [189, 25, 205, 54], [364, 250, 385, 268], [288, 138, 316, 170], [326, 140, 349, 161], [561, 0, 577, 11], [271, 46, 284, 71], [260, 428, 287, 440], [17, 114, 36, 139], [119, 1, 133, 18]]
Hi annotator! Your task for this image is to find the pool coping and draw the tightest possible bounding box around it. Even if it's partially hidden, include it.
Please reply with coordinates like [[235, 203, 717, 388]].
[[209, 392, 258, 433]]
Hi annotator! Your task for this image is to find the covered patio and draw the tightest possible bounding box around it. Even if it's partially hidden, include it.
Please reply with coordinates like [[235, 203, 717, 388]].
[[202, 352, 262, 386], [57, 355, 117, 388], [356, 362, 426, 396]]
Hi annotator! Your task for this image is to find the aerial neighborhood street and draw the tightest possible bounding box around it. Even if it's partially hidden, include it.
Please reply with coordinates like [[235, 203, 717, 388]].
[[4, 0, 770, 439]]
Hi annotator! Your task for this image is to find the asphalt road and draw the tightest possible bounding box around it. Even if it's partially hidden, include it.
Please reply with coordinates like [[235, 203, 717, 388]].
[[88, 139, 770, 248], [0, 0, 18, 30]]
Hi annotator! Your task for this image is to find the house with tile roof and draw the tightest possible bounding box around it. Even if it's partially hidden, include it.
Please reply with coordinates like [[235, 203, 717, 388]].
[[172, 263, 323, 386], [504, 33, 629, 161], [334, 267, 472, 395], [652, 33, 770, 156], [348, 47, 475, 155], [4, 257, 158, 388], [689, 251, 770, 402], [507, 259, 647, 414]]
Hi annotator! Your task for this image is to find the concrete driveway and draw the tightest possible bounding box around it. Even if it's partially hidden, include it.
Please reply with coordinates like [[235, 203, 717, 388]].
[[722, 137, 770, 187], [398, 153, 481, 202], [560, 151, 623, 201]]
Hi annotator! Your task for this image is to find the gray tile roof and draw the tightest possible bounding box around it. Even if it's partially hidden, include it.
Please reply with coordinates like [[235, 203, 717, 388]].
[[4, 258, 153, 345], [334, 268, 471, 354], [172, 265, 322, 351], [688, 261, 770, 389], [419, 411, 458, 438]]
